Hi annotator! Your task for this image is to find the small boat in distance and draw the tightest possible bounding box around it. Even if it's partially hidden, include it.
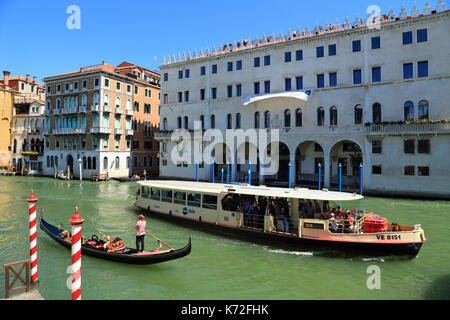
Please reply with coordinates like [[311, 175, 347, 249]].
[[40, 215, 192, 265], [134, 180, 427, 256]]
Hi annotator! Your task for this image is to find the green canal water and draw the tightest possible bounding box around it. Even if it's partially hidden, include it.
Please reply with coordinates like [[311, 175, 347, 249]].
[[0, 176, 449, 300]]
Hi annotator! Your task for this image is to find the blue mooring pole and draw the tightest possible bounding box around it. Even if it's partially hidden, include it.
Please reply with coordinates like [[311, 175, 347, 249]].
[[338, 163, 342, 192], [212, 162, 215, 183], [248, 163, 252, 185], [288, 162, 292, 188], [196, 162, 199, 182], [221, 168, 224, 184], [226, 163, 230, 184], [318, 163, 321, 190], [359, 163, 363, 195]]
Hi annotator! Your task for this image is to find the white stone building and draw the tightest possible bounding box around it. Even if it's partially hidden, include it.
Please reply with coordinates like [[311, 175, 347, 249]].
[[157, 3, 450, 199]]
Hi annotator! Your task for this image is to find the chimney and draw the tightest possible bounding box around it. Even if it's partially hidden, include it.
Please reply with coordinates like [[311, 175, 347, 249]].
[[3, 71, 10, 88], [26, 74, 30, 82], [102, 61, 106, 65], [33, 76, 37, 84]]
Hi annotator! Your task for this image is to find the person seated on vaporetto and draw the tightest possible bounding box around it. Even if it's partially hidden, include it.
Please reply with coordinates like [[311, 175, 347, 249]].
[[329, 213, 340, 232]]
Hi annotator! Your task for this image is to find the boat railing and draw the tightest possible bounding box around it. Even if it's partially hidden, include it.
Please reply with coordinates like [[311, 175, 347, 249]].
[[241, 213, 300, 235]]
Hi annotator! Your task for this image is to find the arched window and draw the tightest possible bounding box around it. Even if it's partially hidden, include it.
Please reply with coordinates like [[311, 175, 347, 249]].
[[46, 156, 50, 167], [115, 157, 120, 169], [404, 101, 414, 121], [51, 156, 54, 168], [200, 115, 204, 130], [126, 157, 130, 169], [134, 101, 139, 112], [284, 109, 291, 128], [264, 111, 270, 128], [13, 139, 17, 153], [295, 108, 302, 127], [184, 116, 188, 129], [236, 113, 241, 129], [126, 99, 131, 110], [418, 100, 429, 120], [82, 94, 87, 106], [163, 118, 168, 130], [83, 157, 87, 169], [55, 156, 58, 168], [88, 157, 92, 170], [254, 112, 260, 129], [372, 103, 382, 123], [92, 157, 96, 170], [317, 107, 325, 126], [210, 114, 215, 129], [354, 104, 363, 124], [94, 93, 99, 105], [177, 117, 182, 129], [227, 114, 232, 129], [115, 97, 121, 107], [104, 94, 109, 105], [329, 106, 338, 126], [103, 157, 108, 169], [133, 156, 138, 168]]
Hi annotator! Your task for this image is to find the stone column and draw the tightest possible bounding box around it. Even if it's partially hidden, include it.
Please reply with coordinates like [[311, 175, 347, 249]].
[[324, 153, 331, 188]]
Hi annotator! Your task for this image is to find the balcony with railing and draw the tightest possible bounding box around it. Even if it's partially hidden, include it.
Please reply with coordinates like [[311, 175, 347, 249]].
[[103, 104, 112, 113], [52, 109, 61, 115], [125, 109, 134, 116], [90, 127, 112, 134], [61, 107, 78, 114], [90, 104, 100, 112], [366, 121, 450, 135], [52, 127, 87, 135], [115, 107, 123, 114], [79, 106, 87, 113], [114, 128, 124, 135], [125, 129, 134, 136]]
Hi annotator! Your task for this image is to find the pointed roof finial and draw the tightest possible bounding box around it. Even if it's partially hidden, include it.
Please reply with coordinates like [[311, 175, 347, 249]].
[[423, 1, 432, 14], [411, 2, 419, 17], [436, 0, 445, 11]]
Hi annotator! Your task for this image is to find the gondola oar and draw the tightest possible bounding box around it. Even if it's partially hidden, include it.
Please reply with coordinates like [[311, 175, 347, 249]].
[[146, 232, 174, 250]]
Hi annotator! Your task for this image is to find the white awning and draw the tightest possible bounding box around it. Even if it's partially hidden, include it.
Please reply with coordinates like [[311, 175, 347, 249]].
[[242, 90, 311, 106]]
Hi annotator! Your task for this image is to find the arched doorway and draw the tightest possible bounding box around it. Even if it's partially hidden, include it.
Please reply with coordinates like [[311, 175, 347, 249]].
[[67, 154, 74, 175], [212, 143, 232, 180], [264, 141, 290, 182], [329, 140, 362, 189], [295, 141, 324, 186]]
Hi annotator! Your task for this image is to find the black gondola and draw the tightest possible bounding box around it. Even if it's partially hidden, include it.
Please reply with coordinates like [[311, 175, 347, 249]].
[[39, 215, 191, 265]]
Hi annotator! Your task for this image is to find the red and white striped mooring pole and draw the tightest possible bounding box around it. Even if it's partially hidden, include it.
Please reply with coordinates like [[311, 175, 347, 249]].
[[28, 190, 38, 283], [69, 207, 84, 300]]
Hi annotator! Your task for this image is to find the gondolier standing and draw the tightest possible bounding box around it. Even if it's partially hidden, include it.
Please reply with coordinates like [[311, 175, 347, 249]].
[[135, 215, 146, 252]]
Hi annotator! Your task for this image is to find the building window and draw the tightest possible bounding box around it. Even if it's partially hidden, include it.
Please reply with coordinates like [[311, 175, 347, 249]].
[[417, 29, 427, 43], [103, 157, 108, 169], [352, 40, 361, 52], [177, 117, 182, 129], [236, 84, 242, 97], [373, 103, 382, 123], [212, 64, 217, 74], [200, 88, 205, 101], [264, 80, 270, 93], [116, 82, 121, 91], [418, 166, 430, 176], [418, 100, 429, 120], [404, 139, 415, 154], [285, 78, 292, 91], [353, 69, 362, 85], [296, 50, 303, 61], [254, 112, 260, 129], [163, 73, 168, 81], [163, 94, 168, 104], [254, 57, 260, 67], [317, 107, 325, 126], [236, 113, 241, 129], [404, 101, 414, 121], [178, 92, 182, 103], [227, 62, 233, 72], [317, 74, 325, 88], [184, 116, 188, 129], [200, 66, 206, 76], [418, 139, 430, 154], [104, 79, 109, 88], [371, 36, 381, 49], [184, 91, 189, 102], [254, 82, 260, 95], [285, 52, 292, 63], [329, 72, 337, 87], [418, 61, 428, 78], [284, 109, 291, 127], [227, 85, 233, 98], [329, 107, 338, 126], [404, 166, 415, 176], [403, 31, 413, 45], [264, 111, 270, 128], [185, 69, 190, 78], [264, 55, 270, 66], [227, 114, 232, 129], [211, 87, 217, 99], [236, 60, 242, 70], [210, 114, 215, 129], [354, 105, 363, 124], [295, 108, 302, 127], [372, 166, 382, 175], [372, 140, 382, 154], [178, 70, 183, 79], [403, 63, 414, 79], [296, 76, 303, 90], [328, 44, 336, 56], [372, 67, 381, 82], [316, 46, 324, 58]]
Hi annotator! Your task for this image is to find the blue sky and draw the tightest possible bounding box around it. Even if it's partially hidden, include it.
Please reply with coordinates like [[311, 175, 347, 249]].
[[0, 0, 435, 82]]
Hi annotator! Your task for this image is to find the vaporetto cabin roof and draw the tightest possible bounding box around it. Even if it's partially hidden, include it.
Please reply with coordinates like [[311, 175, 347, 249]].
[[137, 180, 364, 201]]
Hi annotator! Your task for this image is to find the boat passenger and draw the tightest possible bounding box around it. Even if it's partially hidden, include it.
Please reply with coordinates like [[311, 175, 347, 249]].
[[280, 204, 289, 232], [305, 202, 314, 219], [329, 213, 339, 232], [298, 205, 306, 218]]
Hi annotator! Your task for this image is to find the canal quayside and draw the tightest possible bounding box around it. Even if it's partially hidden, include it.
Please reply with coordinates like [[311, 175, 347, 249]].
[[134, 181, 427, 256]]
